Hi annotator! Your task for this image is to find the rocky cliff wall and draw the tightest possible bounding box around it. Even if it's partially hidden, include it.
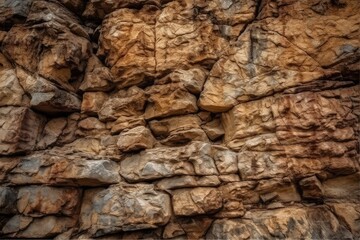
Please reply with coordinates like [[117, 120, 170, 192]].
[[0, 0, 359, 239]]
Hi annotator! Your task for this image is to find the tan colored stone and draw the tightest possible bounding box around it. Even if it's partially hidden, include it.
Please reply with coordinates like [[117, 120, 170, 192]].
[[0, 107, 44, 155], [37, 118, 67, 149], [329, 203, 360, 237], [97, 7, 158, 88], [120, 142, 218, 182], [172, 187, 222, 216], [99, 86, 146, 121], [299, 176, 324, 200], [0, 64, 27, 107], [149, 115, 208, 145], [117, 126, 155, 152], [155, 68, 207, 94], [144, 83, 198, 120], [2, 1, 91, 91], [79, 55, 113, 92], [2, 215, 76, 238], [80, 184, 171, 237], [81, 92, 108, 116], [17, 186, 80, 216], [322, 173, 360, 200], [202, 118, 225, 140], [8, 152, 121, 186], [207, 206, 353, 239], [16, 68, 81, 113], [155, 175, 220, 190], [109, 115, 146, 134]]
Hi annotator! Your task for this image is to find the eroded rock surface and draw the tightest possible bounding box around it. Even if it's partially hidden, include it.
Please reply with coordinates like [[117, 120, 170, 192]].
[[0, 0, 359, 239]]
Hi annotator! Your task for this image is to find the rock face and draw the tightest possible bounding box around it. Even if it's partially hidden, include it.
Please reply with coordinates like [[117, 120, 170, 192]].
[[0, 0, 359, 239]]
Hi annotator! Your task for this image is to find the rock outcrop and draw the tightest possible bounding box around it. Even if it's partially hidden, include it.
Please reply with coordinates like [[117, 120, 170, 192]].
[[0, 0, 359, 239]]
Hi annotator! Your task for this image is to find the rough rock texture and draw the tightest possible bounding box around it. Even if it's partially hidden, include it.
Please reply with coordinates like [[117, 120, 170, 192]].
[[0, 0, 359, 239]]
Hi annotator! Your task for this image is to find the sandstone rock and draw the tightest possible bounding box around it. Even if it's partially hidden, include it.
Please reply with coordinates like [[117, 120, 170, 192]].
[[201, 118, 225, 141], [97, 7, 158, 88], [16, 68, 81, 113], [109, 115, 146, 135], [149, 115, 208, 145], [222, 86, 359, 151], [79, 55, 113, 92], [120, 142, 218, 182], [172, 187, 222, 216], [77, 117, 108, 137], [0, 63, 27, 107], [261, 0, 360, 69], [117, 126, 155, 152], [155, 1, 225, 74], [2, 215, 76, 238], [98, 86, 146, 121], [163, 222, 185, 239], [37, 118, 67, 149], [155, 175, 220, 190], [80, 184, 171, 237], [207, 206, 353, 239], [329, 203, 360, 237], [144, 83, 198, 120], [17, 186, 80, 216], [0, 186, 17, 214], [57, 113, 80, 145], [322, 173, 360, 200], [0, 107, 44, 155], [299, 176, 324, 200], [212, 145, 238, 174], [81, 92, 108, 116], [219, 181, 259, 218], [8, 153, 121, 186], [2, 0, 91, 91]]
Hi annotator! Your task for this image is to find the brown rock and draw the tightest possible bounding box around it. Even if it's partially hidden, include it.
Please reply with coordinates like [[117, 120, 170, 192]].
[[0, 107, 44, 155], [80, 184, 171, 237], [0, 186, 17, 214], [79, 55, 113, 92], [81, 92, 108, 116], [149, 115, 208, 145], [109, 115, 146, 135], [97, 7, 158, 88], [2, 215, 76, 238], [172, 187, 222, 216], [2, 1, 91, 91], [117, 126, 155, 152], [329, 203, 360, 237], [37, 118, 67, 149], [202, 118, 225, 140], [322, 173, 360, 200], [207, 206, 353, 239], [155, 68, 207, 95], [155, 175, 220, 190], [0, 56, 28, 107], [0, 0, 31, 29], [17, 186, 80, 216], [144, 83, 198, 120], [120, 142, 218, 182], [99, 86, 146, 121], [8, 152, 121, 186], [299, 176, 324, 200], [16, 68, 81, 113]]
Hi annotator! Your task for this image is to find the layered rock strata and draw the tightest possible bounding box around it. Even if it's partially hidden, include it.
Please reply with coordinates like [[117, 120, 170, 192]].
[[0, 0, 359, 239]]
